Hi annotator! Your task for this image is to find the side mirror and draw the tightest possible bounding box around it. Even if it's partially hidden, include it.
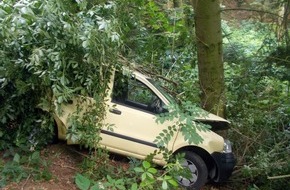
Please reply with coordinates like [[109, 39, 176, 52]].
[[150, 99, 167, 114]]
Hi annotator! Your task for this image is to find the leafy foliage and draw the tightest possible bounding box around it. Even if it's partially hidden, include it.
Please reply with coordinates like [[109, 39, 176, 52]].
[[155, 101, 210, 147], [0, 0, 121, 149], [0, 150, 51, 188], [223, 19, 290, 189], [1, 0, 290, 189], [0, 0, 201, 189], [76, 157, 181, 190]]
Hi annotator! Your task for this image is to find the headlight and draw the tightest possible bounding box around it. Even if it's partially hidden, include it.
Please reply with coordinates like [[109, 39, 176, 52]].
[[223, 139, 232, 153]]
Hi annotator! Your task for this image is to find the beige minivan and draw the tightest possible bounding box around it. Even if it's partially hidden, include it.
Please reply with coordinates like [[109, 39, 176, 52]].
[[53, 69, 235, 190]]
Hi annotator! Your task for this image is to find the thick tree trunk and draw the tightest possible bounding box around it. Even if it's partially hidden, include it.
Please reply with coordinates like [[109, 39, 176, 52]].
[[191, 0, 226, 117]]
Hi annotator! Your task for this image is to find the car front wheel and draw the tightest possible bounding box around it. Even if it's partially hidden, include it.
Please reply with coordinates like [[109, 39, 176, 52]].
[[177, 151, 208, 190]]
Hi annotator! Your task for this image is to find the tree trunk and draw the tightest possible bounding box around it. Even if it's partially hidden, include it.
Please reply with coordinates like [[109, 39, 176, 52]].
[[191, 0, 226, 117], [277, 1, 290, 44], [173, 0, 183, 8]]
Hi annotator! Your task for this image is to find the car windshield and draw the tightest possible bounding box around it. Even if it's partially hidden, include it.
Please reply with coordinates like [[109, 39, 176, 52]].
[[148, 79, 176, 105]]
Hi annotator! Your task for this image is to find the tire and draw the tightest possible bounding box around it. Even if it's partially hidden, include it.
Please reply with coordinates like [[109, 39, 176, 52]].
[[177, 151, 208, 190]]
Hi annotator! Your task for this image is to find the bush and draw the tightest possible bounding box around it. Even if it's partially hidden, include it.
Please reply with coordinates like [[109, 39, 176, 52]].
[[223, 20, 290, 189], [0, 0, 121, 150]]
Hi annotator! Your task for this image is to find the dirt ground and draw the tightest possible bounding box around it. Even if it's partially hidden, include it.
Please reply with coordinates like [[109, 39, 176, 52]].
[[2, 142, 83, 190], [1, 142, 231, 190]]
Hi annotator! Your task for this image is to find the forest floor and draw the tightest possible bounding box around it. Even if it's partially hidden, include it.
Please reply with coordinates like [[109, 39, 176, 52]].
[[1, 142, 233, 190]]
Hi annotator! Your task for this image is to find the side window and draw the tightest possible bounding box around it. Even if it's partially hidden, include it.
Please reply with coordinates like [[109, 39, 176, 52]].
[[112, 72, 164, 114], [127, 79, 155, 106]]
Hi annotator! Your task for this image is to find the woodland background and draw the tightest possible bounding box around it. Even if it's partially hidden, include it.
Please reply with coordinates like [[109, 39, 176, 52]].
[[0, 0, 289, 189]]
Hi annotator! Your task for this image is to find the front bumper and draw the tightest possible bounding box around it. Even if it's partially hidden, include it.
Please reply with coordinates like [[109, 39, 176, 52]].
[[211, 152, 236, 182]]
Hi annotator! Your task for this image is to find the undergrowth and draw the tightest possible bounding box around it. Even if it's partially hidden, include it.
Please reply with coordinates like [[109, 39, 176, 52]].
[[0, 150, 51, 188]]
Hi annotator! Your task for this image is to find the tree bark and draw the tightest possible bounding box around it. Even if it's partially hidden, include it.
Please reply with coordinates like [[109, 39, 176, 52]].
[[173, 0, 183, 8], [191, 0, 226, 117]]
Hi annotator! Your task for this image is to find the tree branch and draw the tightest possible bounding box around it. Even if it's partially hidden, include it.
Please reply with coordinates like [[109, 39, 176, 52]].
[[221, 8, 282, 18], [267, 174, 290, 180]]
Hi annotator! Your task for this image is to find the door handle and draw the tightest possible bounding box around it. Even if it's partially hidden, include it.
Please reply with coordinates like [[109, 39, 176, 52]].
[[109, 108, 122, 115]]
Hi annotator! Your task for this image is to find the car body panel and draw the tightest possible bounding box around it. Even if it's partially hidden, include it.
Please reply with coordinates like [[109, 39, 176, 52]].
[[54, 68, 234, 171]]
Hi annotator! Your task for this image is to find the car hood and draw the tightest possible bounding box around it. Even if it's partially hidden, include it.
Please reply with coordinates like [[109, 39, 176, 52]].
[[194, 109, 230, 131]]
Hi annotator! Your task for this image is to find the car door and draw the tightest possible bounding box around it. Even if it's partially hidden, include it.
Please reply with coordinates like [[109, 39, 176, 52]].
[[100, 72, 169, 160]]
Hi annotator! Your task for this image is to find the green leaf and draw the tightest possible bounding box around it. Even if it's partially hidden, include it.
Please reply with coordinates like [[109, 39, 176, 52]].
[[131, 183, 138, 190], [142, 161, 151, 169], [57, 96, 63, 103], [116, 178, 124, 184], [146, 172, 154, 179], [82, 40, 89, 48], [162, 180, 168, 189], [75, 173, 91, 190], [164, 175, 171, 180], [148, 168, 157, 174], [141, 173, 147, 181], [13, 153, 20, 163], [106, 175, 113, 183], [31, 151, 40, 160], [90, 184, 101, 190], [134, 167, 144, 173], [168, 179, 178, 187], [60, 75, 66, 85]]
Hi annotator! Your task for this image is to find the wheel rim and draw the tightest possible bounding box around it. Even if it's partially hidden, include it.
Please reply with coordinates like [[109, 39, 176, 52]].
[[177, 159, 198, 187]]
